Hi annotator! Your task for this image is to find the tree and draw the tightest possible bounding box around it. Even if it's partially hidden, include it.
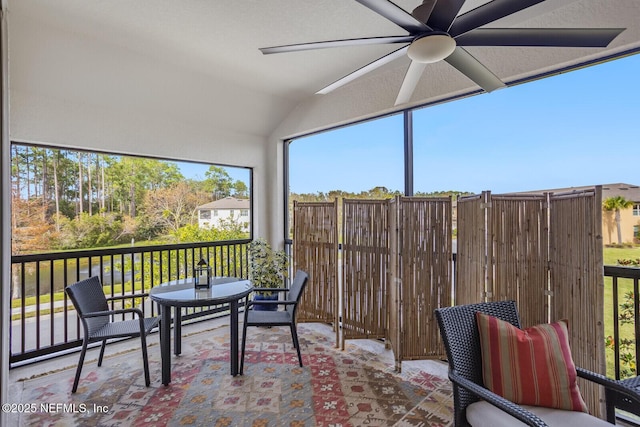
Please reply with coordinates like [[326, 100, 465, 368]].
[[233, 180, 249, 197], [360, 186, 401, 199], [204, 166, 233, 199], [603, 196, 633, 244], [11, 196, 57, 254], [141, 182, 204, 234], [57, 212, 127, 249], [105, 157, 184, 217]]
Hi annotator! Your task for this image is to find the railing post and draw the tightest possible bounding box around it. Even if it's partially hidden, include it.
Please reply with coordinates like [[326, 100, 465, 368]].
[[612, 276, 621, 379]]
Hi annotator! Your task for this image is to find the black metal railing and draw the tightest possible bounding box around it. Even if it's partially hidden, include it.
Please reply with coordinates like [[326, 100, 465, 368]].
[[10, 239, 250, 366], [605, 265, 640, 380], [9, 240, 640, 379]]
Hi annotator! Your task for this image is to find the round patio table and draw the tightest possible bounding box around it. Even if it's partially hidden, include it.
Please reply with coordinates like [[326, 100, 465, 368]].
[[150, 277, 253, 385]]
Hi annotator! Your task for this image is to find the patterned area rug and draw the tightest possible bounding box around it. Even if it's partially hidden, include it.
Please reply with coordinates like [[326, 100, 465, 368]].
[[16, 323, 453, 426]]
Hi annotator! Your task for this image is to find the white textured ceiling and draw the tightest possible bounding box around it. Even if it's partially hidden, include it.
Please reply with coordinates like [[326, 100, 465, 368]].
[[8, 0, 640, 140]]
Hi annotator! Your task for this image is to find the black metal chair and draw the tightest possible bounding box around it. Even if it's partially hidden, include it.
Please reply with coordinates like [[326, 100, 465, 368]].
[[65, 276, 159, 393], [240, 270, 309, 374], [435, 300, 640, 427]]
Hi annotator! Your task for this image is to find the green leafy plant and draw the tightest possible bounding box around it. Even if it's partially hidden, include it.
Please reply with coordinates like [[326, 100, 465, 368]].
[[617, 258, 640, 266], [248, 238, 289, 295]]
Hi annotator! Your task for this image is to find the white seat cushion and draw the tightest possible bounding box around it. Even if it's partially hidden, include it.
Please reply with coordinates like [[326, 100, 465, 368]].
[[467, 401, 611, 427]]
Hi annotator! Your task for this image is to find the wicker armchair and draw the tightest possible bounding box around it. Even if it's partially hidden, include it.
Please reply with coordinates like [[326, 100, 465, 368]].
[[240, 270, 308, 374], [65, 276, 159, 393], [434, 300, 640, 427]]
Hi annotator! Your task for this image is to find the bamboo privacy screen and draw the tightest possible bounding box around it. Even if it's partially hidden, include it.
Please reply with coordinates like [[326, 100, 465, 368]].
[[292, 189, 603, 403], [293, 197, 452, 367], [490, 194, 549, 328], [388, 198, 400, 366], [292, 201, 339, 336], [455, 193, 487, 306], [388, 197, 452, 369], [341, 199, 389, 350], [454, 188, 604, 416], [549, 188, 604, 417], [456, 191, 559, 327]]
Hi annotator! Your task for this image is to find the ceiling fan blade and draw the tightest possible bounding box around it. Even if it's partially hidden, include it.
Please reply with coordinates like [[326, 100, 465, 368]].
[[456, 28, 625, 47], [395, 61, 428, 105], [355, 0, 429, 34], [260, 36, 415, 54], [427, 0, 465, 32], [411, 0, 438, 24], [317, 46, 409, 95], [449, 0, 545, 37], [444, 47, 505, 92]]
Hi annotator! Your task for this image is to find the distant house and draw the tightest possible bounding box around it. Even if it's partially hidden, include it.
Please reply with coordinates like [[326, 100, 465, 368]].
[[196, 197, 250, 230], [600, 183, 640, 245]]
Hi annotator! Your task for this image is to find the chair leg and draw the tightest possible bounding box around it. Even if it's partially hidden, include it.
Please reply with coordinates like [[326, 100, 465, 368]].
[[158, 319, 164, 355], [240, 300, 251, 375], [140, 332, 151, 387], [72, 340, 89, 393], [240, 323, 248, 375], [606, 402, 616, 424], [290, 324, 303, 367], [98, 340, 107, 367]]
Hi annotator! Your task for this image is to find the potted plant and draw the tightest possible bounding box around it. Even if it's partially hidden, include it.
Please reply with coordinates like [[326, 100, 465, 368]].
[[248, 238, 289, 311]]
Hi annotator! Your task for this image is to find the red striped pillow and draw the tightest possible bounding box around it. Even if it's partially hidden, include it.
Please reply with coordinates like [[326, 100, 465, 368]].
[[476, 312, 588, 412]]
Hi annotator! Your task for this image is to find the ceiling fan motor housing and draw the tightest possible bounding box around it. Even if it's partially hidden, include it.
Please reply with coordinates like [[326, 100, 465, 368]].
[[407, 33, 457, 63]]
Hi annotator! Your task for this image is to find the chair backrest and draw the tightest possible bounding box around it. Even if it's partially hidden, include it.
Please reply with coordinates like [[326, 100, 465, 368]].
[[65, 276, 110, 336], [435, 300, 521, 427], [286, 270, 309, 318]]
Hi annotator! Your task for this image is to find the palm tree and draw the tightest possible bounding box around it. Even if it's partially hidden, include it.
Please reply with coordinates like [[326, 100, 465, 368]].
[[603, 196, 634, 244]]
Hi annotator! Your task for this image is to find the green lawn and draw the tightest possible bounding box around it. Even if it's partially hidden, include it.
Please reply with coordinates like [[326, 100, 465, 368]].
[[603, 246, 640, 265], [603, 246, 640, 378]]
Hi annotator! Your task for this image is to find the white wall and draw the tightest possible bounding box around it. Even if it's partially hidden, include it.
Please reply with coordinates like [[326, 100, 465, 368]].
[[1, 2, 10, 421], [199, 209, 251, 230]]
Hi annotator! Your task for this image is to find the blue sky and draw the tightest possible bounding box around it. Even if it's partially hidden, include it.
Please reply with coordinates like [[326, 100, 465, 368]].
[[289, 53, 640, 195]]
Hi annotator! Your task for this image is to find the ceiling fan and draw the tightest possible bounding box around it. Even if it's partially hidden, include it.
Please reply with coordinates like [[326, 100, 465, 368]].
[[260, 0, 624, 105]]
